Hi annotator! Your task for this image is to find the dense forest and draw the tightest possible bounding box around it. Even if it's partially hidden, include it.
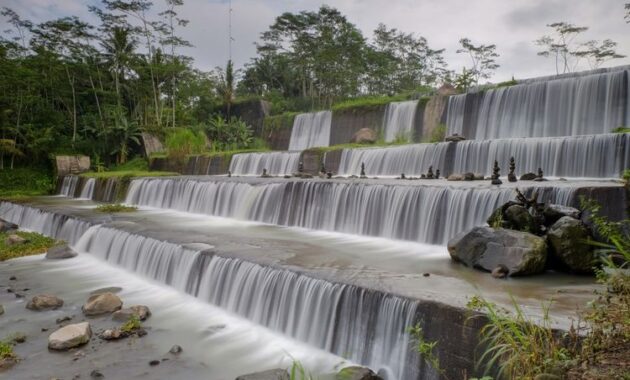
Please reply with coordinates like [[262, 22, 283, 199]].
[[0, 0, 627, 170]]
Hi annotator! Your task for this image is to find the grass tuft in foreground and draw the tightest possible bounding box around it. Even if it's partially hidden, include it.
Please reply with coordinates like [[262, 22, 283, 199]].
[[95, 204, 137, 213], [0, 231, 59, 261]]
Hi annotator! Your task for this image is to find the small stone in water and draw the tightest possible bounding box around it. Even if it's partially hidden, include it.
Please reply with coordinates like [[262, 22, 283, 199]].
[[422, 273, 430, 277], [90, 369, 104, 378], [169, 345, 183, 355], [9, 276, 16, 281], [149, 360, 160, 366]]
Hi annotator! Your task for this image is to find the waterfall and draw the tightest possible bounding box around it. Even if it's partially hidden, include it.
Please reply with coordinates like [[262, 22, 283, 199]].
[[229, 152, 301, 176], [79, 178, 96, 199], [382, 100, 419, 142], [0, 202, 92, 245], [337, 133, 629, 178], [126, 178, 579, 245], [451, 133, 630, 178], [338, 143, 451, 177], [58, 175, 80, 197], [446, 66, 630, 139], [288, 111, 332, 151], [72, 224, 420, 379], [197, 256, 420, 380], [445, 95, 466, 136]]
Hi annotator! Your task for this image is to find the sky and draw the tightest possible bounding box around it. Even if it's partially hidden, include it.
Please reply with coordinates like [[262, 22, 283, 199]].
[[2, 0, 629, 82]]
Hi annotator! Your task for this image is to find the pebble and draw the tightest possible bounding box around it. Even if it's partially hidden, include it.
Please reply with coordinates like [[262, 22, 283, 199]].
[[9, 276, 16, 281], [422, 273, 430, 277], [169, 345, 183, 355], [90, 370, 104, 378], [149, 360, 160, 366]]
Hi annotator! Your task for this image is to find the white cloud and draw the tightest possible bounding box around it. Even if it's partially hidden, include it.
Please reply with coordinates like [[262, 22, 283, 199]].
[[1, 0, 629, 82]]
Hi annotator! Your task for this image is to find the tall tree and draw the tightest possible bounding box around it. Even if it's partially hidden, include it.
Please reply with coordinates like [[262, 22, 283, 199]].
[[535, 22, 588, 74], [456, 38, 499, 85]]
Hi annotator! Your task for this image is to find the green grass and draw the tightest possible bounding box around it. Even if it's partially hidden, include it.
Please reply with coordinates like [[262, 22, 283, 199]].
[[0, 167, 54, 197], [0, 340, 15, 359], [332, 94, 410, 112], [79, 170, 178, 179], [0, 231, 60, 261], [263, 112, 299, 132], [612, 127, 630, 133], [109, 157, 149, 172], [95, 204, 138, 213]]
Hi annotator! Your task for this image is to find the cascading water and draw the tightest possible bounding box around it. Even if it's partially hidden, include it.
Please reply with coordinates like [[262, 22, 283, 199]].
[[451, 133, 630, 178], [338, 143, 451, 177], [337, 133, 629, 178], [0, 202, 92, 244], [288, 111, 332, 150], [229, 152, 301, 176], [58, 175, 80, 197], [79, 178, 96, 199], [71, 225, 421, 379], [126, 177, 578, 245], [446, 66, 630, 139], [382, 100, 419, 142]]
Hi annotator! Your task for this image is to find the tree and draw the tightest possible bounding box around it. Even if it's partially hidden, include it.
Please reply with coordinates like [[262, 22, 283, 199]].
[[535, 22, 588, 74], [456, 38, 499, 85], [216, 60, 235, 119], [536, 22, 625, 74], [573, 39, 626, 69]]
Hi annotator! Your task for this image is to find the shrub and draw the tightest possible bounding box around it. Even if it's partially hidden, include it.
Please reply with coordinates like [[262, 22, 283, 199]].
[[0, 231, 59, 261], [165, 128, 206, 160], [206, 116, 254, 151], [120, 315, 142, 333], [0, 340, 15, 359]]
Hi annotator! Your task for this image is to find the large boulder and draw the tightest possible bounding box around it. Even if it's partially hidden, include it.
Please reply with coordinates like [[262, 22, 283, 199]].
[[46, 244, 78, 259], [48, 322, 91, 350], [26, 294, 64, 311], [112, 305, 151, 322], [504, 205, 537, 233], [82, 292, 122, 316], [448, 227, 548, 276], [235, 369, 289, 380], [351, 128, 377, 144], [0, 218, 17, 233], [547, 216, 596, 273], [543, 204, 581, 226], [336, 366, 383, 380]]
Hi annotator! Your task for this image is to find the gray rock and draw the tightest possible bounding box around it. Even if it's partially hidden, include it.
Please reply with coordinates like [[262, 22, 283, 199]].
[[351, 128, 377, 144], [235, 369, 290, 380], [26, 294, 64, 311], [82, 292, 122, 316], [543, 204, 581, 225], [463, 172, 475, 181], [0, 305, 4, 315], [504, 205, 537, 233], [11, 332, 26, 344], [0, 357, 17, 371], [48, 322, 92, 350], [90, 370, 104, 378], [520, 172, 537, 181], [169, 345, 183, 354], [491, 265, 509, 279], [112, 305, 151, 321], [0, 218, 17, 233], [474, 173, 485, 180], [448, 227, 548, 276], [5, 234, 26, 246], [445, 134, 466, 142], [46, 244, 78, 259], [336, 366, 383, 380], [547, 216, 596, 273], [447, 174, 463, 181]]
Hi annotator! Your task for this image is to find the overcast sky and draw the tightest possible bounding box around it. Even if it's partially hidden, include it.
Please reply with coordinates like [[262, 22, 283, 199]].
[[3, 0, 630, 82]]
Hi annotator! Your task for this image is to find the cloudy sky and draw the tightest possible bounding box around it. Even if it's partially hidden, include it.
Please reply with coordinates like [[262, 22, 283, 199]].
[[3, 0, 629, 82]]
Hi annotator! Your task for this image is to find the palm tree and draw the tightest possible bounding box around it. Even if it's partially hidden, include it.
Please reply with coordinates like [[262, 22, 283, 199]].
[[100, 27, 136, 108]]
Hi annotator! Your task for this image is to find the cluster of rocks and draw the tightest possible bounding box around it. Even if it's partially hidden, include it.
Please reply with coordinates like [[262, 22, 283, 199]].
[[446, 157, 545, 183], [0, 218, 18, 233], [236, 365, 382, 380], [448, 189, 600, 277]]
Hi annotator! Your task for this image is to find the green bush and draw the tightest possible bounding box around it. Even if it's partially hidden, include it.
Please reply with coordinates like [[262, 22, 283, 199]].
[[165, 128, 207, 160], [206, 116, 254, 151], [331, 94, 409, 113], [0, 167, 54, 197]]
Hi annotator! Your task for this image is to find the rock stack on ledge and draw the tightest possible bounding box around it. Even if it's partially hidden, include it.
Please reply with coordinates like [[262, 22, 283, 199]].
[[448, 189, 599, 277]]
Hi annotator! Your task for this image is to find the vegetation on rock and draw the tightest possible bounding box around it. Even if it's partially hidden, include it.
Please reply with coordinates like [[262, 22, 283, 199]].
[[0, 231, 59, 261], [95, 204, 137, 213]]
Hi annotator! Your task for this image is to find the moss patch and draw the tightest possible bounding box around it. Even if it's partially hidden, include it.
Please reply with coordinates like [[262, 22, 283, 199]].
[[79, 170, 178, 179], [332, 94, 410, 113], [95, 204, 138, 213], [0, 231, 59, 261]]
